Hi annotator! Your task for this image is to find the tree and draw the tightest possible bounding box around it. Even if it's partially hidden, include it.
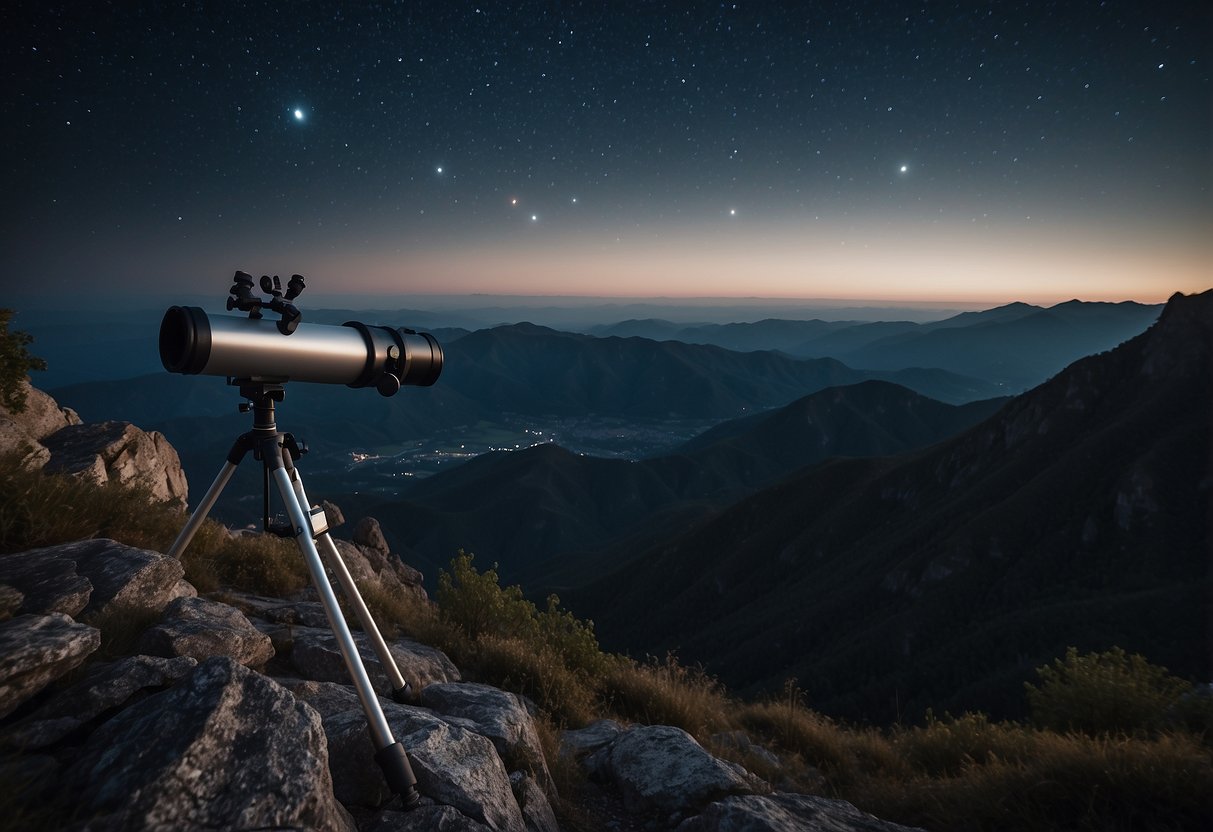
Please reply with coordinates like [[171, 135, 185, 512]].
[[0, 309, 47, 413]]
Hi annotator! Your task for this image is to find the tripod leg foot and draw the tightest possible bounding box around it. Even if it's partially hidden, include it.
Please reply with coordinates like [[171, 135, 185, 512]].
[[375, 741, 421, 808]]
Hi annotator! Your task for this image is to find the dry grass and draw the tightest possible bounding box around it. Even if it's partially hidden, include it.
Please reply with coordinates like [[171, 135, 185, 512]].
[[600, 654, 732, 741]]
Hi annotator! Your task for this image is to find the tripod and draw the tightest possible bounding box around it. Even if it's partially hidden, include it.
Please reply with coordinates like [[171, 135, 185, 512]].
[[167, 380, 421, 808]]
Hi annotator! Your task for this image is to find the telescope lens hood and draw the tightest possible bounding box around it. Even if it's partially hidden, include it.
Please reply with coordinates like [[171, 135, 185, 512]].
[[159, 306, 212, 374]]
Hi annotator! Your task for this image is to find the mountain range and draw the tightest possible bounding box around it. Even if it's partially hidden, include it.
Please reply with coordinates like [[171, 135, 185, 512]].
[[346, 381, 1009, 588], [569, 290, 1210, 722], [592, 300, 1162, 391]]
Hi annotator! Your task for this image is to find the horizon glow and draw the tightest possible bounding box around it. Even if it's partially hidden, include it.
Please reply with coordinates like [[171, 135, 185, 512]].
[[1, 3, 1208, 309]]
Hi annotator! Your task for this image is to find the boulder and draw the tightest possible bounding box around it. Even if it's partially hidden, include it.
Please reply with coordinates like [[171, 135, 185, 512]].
[[290, 626, 460, 694], [0, 379, 81, 442], [421, 682, 554, 793], [676, 793, 925, 832], [2, 654, 197, 749], [0, 613, 100, 719], [590, 725, 766, 817], [320, 499, 346, 528], [354, 516, 391, 553], [137, 596, 274, 667], [0, 548, 92, 617], [42, 420, 188, 508], [66, 656, 354, 831], [332, 537, 429, 604], [26, 538, 187, 619], [322, 703, 526, 831]]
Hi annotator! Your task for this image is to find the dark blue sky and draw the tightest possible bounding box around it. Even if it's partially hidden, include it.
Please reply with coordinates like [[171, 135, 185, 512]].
[[3, 2, 1209, 305]]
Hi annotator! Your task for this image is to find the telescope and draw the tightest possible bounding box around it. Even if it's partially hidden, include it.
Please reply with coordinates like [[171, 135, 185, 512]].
[[162, 271, 441, 808], [159, 271, 442, 395]]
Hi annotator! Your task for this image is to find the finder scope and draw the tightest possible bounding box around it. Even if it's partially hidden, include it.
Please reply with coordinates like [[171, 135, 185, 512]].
[[158, 272, 442, 396]]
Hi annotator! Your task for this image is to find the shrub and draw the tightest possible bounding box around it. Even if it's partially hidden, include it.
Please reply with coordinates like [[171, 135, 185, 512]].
[[892, 710, 1036, 777], [1025, 646, 1195, 736], [0, 309, 47, 414]]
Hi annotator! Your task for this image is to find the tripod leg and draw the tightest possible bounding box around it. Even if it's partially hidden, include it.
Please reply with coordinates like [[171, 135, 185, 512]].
[[266, 455, 420, 807], [282, 467, 414, 703], [316, 533, 415, 703], [168, 461, 239, 558]]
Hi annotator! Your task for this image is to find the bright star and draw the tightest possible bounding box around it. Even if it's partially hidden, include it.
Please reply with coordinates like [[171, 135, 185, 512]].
[[729, 208, 736, 216], [294, 109, 304, 121], [531, 215, 538, 222], [899, 164, 908, 173], [436, 166, 443, 174], [511, 198, 518, 206]]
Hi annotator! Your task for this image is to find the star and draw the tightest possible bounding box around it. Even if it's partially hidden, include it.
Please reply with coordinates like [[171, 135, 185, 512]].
[[899, 164, 908, 174], [531, 214, 538, 222], [729, 208, 736, 216], [293, 109, 304, 121], [436, 166, 444, 174]]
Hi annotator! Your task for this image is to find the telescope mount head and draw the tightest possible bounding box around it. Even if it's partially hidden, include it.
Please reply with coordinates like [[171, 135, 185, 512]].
[[226, 270, 306, 335]]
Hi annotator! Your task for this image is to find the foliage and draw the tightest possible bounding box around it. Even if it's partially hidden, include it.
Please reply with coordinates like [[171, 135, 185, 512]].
[[1025, 646, 1195, 736], [0, 309, 46, 414], [437, 551, 608, 675], [435, 551, 607, 722]]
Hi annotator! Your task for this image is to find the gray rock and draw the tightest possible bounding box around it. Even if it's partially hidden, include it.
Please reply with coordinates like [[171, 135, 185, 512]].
[[0, 380, 80, 441], [0, 613, 100, 719], [0, 547, 92, 617], [422, 682, 554, 793], [354, 516, 391, 553], [42, 420, 188, 508], [599, 725, 766, 815], [560, 718, 625, 761], [676, 793, 925, 832], [28, 538, 185, 619], [321, 499, 346, 528], [66, 656, 354, 831], [0, 416, 51, 469], [137, 596, 274, 667], [323, 702, 526, 831], [290, 626, 460, 693], [223, 590, 332, 628], [3, 654, 197, 749], [510, 771, 560, 832], [284, 678, 393, 719], [371, 803, 494, 831]]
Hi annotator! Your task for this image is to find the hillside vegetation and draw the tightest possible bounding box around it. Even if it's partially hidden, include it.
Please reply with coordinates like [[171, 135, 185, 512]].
[[2, 459, 1209, 832]]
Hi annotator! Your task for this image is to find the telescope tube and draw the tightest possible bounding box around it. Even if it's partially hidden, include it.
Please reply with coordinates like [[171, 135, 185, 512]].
[[159, 306, 442, 395]]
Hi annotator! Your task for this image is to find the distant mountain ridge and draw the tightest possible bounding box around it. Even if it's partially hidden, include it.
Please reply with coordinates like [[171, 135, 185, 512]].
[[574, 290, 1210, 722], [350, 380, 1008, 588], [592, 300, 1162, 393]]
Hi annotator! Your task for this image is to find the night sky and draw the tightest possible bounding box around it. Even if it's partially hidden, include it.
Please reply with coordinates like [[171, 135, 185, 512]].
[[2, 2, 1209, 307]]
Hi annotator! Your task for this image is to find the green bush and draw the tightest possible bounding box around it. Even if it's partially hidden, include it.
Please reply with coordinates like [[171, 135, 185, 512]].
[[0, 309, 46, 414], [1025, 646, 1195, 736]]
